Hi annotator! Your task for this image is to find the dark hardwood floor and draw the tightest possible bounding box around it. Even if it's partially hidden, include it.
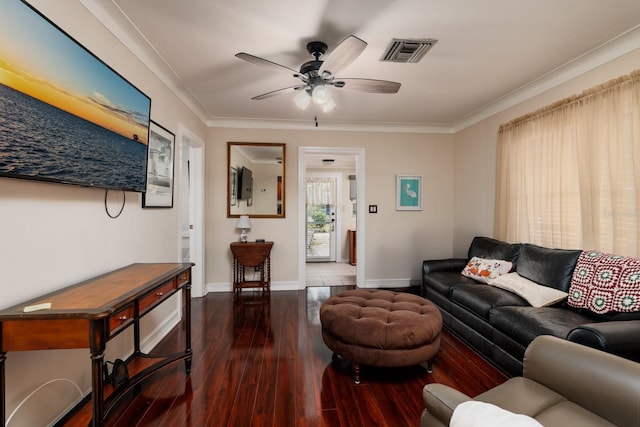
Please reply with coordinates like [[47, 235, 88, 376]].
[[63, 286, 507, 426]]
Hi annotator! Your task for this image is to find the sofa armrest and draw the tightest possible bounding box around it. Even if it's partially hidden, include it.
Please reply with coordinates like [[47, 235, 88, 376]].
[[423, 258, 468, 275], [566, 320, 640, 361], [524, 335, 640, 427], [422, 383, 471, 425]]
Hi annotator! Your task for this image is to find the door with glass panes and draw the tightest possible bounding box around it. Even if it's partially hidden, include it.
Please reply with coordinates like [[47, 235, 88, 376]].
[[306, 175, 338, 262]]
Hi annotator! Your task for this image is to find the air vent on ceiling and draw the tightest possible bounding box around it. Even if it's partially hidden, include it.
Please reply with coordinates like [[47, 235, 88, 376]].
[[381, 38, 438, 63]]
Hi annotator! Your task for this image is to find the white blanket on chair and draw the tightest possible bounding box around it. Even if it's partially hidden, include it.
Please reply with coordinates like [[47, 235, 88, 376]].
[[451, 401, 543, 427]]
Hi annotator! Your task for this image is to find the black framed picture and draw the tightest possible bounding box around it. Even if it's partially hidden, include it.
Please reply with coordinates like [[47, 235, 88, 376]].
[[143, 121, 175, 208]]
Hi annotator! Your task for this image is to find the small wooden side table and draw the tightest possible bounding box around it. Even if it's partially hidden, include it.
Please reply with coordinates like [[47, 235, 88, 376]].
[[230, 241, 273, 293]]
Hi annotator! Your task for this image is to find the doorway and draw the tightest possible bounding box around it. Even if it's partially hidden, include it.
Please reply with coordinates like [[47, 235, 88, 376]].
[[306, 173, 341, 262], [178, 124, 205, 297], [298, 147, 365, 289]]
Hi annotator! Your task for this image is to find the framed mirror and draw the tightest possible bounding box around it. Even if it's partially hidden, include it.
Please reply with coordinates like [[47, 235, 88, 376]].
[[228, 142, 285, 218]]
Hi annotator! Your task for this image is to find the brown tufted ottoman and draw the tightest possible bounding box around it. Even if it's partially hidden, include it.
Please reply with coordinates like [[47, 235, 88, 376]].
[[320, 289, 442, 383]]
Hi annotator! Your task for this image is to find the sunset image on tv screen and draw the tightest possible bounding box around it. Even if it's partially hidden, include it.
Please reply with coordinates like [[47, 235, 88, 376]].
[[0, 0, 152, 192]]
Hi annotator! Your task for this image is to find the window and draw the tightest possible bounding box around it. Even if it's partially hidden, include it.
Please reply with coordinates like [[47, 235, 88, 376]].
[[495, 70, 640, 256]]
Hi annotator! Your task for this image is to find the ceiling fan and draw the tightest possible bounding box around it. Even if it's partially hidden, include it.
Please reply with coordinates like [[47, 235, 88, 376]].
[[235, 35, 401, 112]]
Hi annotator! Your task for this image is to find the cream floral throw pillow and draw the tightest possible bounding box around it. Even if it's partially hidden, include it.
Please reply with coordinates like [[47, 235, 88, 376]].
[[461, 257, 513, 284]]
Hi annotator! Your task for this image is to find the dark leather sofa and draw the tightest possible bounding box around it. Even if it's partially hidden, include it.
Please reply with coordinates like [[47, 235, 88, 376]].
[[422, 236, 640, 376]]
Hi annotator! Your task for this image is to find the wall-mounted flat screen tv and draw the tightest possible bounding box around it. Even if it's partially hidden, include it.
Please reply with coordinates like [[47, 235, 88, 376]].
[[238, 167, 253, 200], [0, 0, 151, 192]]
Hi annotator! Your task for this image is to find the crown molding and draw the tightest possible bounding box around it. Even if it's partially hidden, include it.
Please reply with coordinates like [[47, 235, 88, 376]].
[[451, 24, 640, 133], [207, 118, 453, 134]]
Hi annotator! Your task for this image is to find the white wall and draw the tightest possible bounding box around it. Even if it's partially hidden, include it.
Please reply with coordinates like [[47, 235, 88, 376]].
[[0, 1, 206, 425], [206, 127, 455, 290], [453, 47, 640, 257]]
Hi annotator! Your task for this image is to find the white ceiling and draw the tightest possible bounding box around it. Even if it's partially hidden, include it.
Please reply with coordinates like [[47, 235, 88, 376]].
[[82, 0, 640, 132]]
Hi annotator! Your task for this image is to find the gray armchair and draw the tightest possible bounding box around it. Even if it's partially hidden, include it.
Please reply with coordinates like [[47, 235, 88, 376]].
[[421, 335, 640, 427]]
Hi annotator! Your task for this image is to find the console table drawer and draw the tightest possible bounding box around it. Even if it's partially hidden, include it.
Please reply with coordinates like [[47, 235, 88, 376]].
[[139, 279, 176, 314], [109, 304, 134, 336], [177, 269, 190, 287]]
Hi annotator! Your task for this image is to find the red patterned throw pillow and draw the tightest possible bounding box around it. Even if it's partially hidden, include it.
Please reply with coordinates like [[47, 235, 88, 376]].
[[568, 250, 640, 313]]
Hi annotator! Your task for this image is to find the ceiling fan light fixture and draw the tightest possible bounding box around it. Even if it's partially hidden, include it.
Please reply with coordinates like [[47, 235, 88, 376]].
[[293, 90, 311, 110], [321, 96, 336, 113], [312, 85, 331, 105]]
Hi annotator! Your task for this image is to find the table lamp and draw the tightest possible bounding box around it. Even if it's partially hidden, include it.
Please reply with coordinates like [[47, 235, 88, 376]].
[[235, 215, 252, 242]]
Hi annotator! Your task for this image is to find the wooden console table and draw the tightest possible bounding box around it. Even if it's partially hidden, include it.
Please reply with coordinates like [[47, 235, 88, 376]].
[[230, 242, 273, 293], [0, 262, 193, 427]]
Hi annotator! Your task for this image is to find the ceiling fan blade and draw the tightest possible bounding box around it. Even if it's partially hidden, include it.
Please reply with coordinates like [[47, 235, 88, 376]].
[[319, 35, 367, 76], [235, 52, 299, 75], [336, 78, 401, 93], [252, 85, 305, 100]]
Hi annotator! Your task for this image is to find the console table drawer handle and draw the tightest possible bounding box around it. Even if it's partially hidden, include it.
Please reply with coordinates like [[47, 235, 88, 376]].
[[119, 316, 128, 322], [156, 292, 164, 297]]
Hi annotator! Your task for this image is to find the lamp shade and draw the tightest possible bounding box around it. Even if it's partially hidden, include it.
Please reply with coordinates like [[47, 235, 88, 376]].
[[235, 215, 252, 230]]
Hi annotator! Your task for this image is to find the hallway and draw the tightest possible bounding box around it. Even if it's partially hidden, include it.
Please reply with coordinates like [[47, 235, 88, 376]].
[[305, 262, 356, 287]]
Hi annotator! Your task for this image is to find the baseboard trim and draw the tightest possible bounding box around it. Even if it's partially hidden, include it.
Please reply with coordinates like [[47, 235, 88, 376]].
[[206, 279, 420, 293], [361, 278, 420, 288], [207, 281, 301, 293], [140, 309, 182, 353]]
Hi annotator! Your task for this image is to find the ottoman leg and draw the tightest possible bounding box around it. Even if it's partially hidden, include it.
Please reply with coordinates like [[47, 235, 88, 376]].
[[427, 359, 433, 374], [353, 362, 361, 384]]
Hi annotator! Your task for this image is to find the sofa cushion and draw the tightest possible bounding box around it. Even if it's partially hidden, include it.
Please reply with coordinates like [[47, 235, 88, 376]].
[[490, 306, 598, 347], [468, 236, 521, 263], [488, 273, 568, 308], [568, 250, 640, 314], [535, 401, 617, 427], [474, 377, 566, 421], [516, 244, 581, 292], [451, 285, 529, 321], [423, 271, 479, 297], [474, 377, 617, 427], [593, 309, 640, 321], [461, 257, 513, 284]]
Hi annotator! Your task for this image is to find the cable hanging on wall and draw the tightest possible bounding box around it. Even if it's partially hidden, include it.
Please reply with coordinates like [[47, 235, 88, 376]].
[[104, 189, 126, 219]]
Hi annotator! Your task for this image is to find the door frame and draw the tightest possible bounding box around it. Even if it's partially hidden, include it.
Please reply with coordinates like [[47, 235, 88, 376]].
[[298, 147, 365, 289], [178, 124, 205, 297]]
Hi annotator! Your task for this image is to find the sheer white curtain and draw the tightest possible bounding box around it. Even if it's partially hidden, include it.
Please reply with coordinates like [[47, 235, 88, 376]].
[[495, 70, 640, 256], [306, 177, 335, 206]]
